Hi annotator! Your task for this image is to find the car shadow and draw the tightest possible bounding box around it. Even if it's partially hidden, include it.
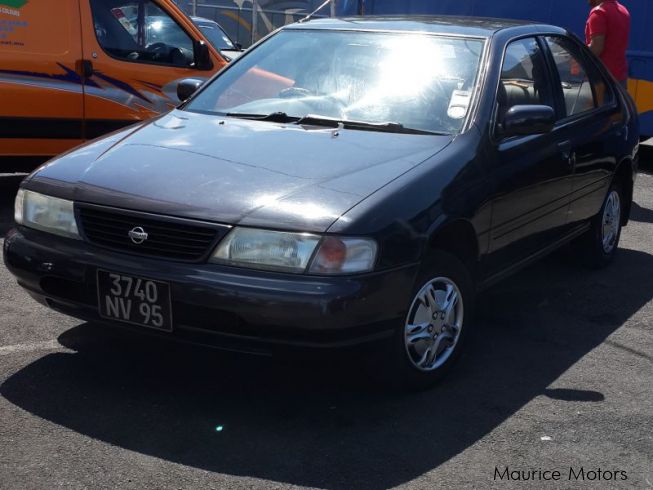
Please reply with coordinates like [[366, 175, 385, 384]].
[[631, 201, 653, 224], [2, 248, 653, 489], [638, 145, 653, 174], [0, 176, 22, 235]]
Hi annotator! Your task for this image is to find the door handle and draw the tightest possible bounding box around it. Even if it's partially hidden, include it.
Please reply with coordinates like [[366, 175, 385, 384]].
[[568, 151, 577, 168], [75, 59, 94, 79], [557, 140, 571, 153], [557, 140, 575, 167]]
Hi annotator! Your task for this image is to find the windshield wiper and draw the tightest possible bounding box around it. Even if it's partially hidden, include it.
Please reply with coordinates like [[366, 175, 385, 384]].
[[295, 114, 446, 135], [223, 112, 448, 135], [225, 111, 299, 123]]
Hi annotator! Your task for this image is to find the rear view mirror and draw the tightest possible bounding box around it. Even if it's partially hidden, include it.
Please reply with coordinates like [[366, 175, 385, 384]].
[[193, 40, 213, 70], [501, 105, 555, 138], [177, 78, 204, 102]]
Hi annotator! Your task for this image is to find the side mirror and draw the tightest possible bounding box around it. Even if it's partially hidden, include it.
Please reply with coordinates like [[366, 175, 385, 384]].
[[177, 78, 204, 102], [234, 42, 243, 51], [501, 105, 555, 138], [193, 40, 213, 70]]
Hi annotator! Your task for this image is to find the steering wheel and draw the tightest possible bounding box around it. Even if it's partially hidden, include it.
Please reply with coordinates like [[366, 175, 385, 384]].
[[170, 47, 192, 67], [146, 42, 170, 62]]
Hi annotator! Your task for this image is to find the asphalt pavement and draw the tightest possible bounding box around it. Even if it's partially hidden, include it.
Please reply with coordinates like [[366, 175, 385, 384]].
[[0, 165, 651, 489]]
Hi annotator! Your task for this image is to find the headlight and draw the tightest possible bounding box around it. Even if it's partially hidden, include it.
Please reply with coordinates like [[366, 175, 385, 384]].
[[210, 228, 378, 274], [210, 228, 321, 273], [15, 189, 80, 239]]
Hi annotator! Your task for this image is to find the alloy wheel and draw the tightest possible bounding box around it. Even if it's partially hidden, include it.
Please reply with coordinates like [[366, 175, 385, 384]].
[[601, 190, 621, 254], [404, 277, 464, 372]]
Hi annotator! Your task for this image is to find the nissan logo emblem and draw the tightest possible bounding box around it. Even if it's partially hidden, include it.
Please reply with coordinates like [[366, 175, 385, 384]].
[[128, 226, 148, 245]]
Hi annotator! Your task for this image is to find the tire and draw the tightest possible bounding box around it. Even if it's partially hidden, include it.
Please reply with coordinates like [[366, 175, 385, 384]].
[[383, 250, 475, 391], [576, 181, 624, 269]]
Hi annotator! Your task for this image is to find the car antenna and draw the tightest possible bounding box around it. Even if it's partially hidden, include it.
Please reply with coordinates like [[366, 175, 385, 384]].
[[298, 0, 332, 23]]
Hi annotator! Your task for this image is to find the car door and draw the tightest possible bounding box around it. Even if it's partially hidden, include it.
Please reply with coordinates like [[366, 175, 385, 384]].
[[484, 36, 574, 275], [0, 0, 85, 168], [542, 35, 622, 226], [78, 0, 222, 138]]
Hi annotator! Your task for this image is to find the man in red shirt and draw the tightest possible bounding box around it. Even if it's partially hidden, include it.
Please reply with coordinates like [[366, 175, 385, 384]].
[[585, 0, 631, 87]]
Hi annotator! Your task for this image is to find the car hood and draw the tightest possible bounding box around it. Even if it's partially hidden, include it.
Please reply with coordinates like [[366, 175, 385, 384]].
[[30, 110, 452, 232]]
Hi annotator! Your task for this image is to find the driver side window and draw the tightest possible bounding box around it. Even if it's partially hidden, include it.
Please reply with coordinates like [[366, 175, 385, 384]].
[[497, 38, 553, 126], [90, 0, 194, 67]]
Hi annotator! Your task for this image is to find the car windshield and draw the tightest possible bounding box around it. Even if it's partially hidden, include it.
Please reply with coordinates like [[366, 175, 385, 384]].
[[196, 22, 236, 50], [185, 29, 485, 135]]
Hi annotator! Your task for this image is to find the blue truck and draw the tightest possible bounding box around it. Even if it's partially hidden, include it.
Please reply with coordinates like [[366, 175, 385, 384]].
[[336, 0, 653, 137]]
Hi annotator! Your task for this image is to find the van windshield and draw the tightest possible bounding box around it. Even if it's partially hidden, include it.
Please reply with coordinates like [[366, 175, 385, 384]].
[[186, 29, 485, 135]]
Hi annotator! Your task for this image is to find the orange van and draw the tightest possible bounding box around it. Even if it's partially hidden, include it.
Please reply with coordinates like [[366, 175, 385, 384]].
[[0, 0, 227, 172]]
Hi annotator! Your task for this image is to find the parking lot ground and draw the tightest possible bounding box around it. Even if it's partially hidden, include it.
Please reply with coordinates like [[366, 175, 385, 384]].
[[0, 170, 651, 489]]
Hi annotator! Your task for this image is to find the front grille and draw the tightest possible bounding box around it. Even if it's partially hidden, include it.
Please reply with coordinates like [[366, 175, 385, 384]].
[[77, 205, 227, 262]]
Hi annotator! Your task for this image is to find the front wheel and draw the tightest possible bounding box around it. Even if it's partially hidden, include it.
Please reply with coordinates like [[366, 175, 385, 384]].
[[404, 276, 465, 373], [384, 251, 475, 391]]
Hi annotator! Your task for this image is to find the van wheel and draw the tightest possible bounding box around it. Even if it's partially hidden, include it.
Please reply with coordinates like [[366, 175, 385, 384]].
[[386, 250, 475, 391], [577, 182, 624, 268]]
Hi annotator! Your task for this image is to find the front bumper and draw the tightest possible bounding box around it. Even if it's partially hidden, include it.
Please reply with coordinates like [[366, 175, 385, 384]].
[[3, 227, 419, 354]]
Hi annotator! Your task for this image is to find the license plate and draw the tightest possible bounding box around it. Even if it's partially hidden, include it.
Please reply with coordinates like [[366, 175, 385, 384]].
[[97, 270, 173, 332]]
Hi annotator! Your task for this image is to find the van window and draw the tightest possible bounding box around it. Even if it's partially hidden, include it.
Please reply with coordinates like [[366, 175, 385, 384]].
[[544, 36, 611, 117], [497, 37, 553, 124], [90, 0, 194, 67]]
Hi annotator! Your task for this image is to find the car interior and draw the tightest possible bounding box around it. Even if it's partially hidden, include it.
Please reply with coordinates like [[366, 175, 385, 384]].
[[496, 50, 596, 127]]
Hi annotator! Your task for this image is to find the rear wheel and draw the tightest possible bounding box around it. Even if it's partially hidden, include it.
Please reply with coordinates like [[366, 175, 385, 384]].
[[385, 250, 475, 391], [576, 182, 624, 268], [601, 189, 622, 255]]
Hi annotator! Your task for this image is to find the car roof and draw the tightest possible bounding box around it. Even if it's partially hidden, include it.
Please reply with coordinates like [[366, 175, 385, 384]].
[[285, 15, 565, 38]]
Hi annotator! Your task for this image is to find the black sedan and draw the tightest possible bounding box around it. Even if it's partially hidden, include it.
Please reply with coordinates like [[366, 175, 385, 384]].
[[3, 17, 639, 389], [190, 16, 243, 61]]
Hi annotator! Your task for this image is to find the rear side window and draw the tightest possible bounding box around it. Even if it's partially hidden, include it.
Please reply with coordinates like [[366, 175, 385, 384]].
[[544, 36, 613, 118], [497, 38, 553, 123], [90, 0, 194, 67]]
